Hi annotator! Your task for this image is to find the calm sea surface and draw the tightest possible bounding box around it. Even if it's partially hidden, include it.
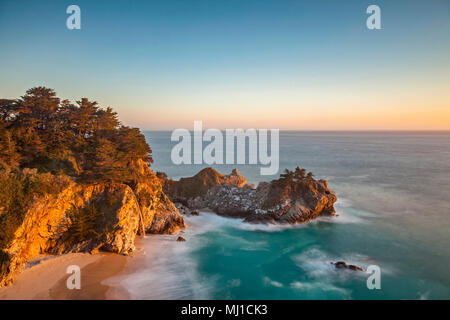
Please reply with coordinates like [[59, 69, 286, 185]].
[[117, 131, 450, 299]]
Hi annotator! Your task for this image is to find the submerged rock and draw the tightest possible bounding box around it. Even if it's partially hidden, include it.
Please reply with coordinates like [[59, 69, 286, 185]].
[[176, 236, 186, 242], [332, 261, 364, 272], [348, 264, 364, 271], [334, 261, 348, 269]]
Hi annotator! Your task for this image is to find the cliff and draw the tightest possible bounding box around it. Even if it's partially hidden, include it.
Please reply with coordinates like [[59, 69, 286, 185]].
[[165, 168, 337, 224], [0, 87, 188, 287], [0, 161, 184, 287], [0, 164, 336, 287], [163, 167, 246, 206]]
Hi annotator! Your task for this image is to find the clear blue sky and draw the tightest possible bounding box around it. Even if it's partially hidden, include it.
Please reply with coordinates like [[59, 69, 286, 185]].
[[0, 0, 449, 130]]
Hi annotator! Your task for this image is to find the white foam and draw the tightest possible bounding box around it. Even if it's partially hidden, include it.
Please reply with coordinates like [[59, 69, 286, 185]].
[[334, 197, 353, 208], [263, 276, 284, 288], [316, 210, 364, 224], [107, 207, 384, 299], [292, 247, 395, 281], [111, 214, 230, 299], [117, 235, 215, 299], [290, 281, 350, 296]]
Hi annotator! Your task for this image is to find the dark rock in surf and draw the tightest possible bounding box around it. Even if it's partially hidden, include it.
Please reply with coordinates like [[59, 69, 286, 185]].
[[331, 261, 364, 272], [334, 261, 348, 269]]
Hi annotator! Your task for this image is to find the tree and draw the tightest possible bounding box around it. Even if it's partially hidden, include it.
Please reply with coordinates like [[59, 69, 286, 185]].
[[0, 120, 20, 169], [294, 166, 306, 179], [0, 99, 19, 122], [156, 171, 167, 179], [116, 126, 152, 164], [17, 87, 60, 130], [0, 87, 154, 184], [280, 168, 294, 182]]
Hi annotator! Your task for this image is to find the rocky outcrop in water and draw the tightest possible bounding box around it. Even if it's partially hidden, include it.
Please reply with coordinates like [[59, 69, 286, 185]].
[[165, 167, 337, 224], [332, 261, 364, 272], [163, 167, 246, 205]]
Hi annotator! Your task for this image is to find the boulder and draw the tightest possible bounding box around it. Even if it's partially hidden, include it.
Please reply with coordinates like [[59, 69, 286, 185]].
[[331, 261, 364, 272]]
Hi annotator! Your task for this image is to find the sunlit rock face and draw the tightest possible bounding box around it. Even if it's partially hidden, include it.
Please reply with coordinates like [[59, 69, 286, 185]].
[[163, 167, 247, 205], [0, 160, 184, 287]]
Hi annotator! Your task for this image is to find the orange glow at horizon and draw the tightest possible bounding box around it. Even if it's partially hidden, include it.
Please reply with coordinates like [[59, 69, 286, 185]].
[[117, 86, 450, 131]]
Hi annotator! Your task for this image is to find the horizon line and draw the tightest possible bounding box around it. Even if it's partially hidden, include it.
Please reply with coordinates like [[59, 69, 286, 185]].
[[140, 129, 450, 133]]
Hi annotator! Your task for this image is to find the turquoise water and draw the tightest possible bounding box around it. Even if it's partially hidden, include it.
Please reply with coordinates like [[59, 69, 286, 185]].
[[122, 132, 450, 299]]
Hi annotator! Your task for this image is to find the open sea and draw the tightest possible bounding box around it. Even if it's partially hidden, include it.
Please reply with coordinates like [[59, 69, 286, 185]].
[[116, 131, 450, 299]]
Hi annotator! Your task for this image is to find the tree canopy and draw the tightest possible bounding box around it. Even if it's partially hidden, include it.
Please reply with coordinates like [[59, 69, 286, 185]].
[[0, 87, 152, 184]]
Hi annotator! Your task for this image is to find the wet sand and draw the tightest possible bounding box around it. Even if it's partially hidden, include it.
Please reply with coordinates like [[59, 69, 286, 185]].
[[0, 252, 130, 300], [0, 229, 189, 300]]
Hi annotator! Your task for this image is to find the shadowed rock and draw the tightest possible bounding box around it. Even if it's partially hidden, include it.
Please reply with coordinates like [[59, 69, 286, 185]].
[[165, 167, 337, 224], [332, 261, 364, 272]]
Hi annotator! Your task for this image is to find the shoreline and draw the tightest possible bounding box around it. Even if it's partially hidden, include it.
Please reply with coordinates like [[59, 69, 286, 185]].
[[0, 210, 339, 300], [0, 211, 200, 300], [0, 252, 131, 300]]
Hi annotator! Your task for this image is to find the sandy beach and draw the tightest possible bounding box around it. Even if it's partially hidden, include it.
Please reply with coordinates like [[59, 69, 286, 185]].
[[0, 221, 192, 300], [0, 252, 130, 300]]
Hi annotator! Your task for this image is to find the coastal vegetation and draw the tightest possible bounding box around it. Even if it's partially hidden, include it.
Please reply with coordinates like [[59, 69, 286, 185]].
[[0, 87, 152, 182], [0, 87, 159, 284]]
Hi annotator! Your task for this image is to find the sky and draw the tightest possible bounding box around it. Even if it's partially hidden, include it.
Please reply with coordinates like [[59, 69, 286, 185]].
[[0, 0, 449, 130]]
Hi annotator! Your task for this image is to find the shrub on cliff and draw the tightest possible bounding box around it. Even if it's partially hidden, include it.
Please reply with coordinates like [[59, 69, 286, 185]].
[[263, 167, 321, 209], [65, 203, 101, 244], [0, 170, 71, 279]]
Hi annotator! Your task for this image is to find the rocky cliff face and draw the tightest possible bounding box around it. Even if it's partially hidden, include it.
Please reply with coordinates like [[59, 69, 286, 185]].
[[1, 164, 337, 287], [164, 167, 246, 205], [244, 178, 337, 223], [0, 161, 184, 287], [166, 168, 337, 224]]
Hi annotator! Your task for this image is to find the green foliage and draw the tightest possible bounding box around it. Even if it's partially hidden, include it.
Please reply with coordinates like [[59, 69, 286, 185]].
[[0, 87, 153, 184], [0, 170, 70, 251], [156, 171, 167, 179], [0, 87, 154, 264], [277, 166, 313, 185], [264, 166, 317, 209], [0, 250, 10, 279], [138, 189, 154, 208], [66, 203, 101, 244]]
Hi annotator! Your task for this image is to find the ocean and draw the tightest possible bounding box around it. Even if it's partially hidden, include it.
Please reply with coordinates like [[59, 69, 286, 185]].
[[115, 131, 450, 299]]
